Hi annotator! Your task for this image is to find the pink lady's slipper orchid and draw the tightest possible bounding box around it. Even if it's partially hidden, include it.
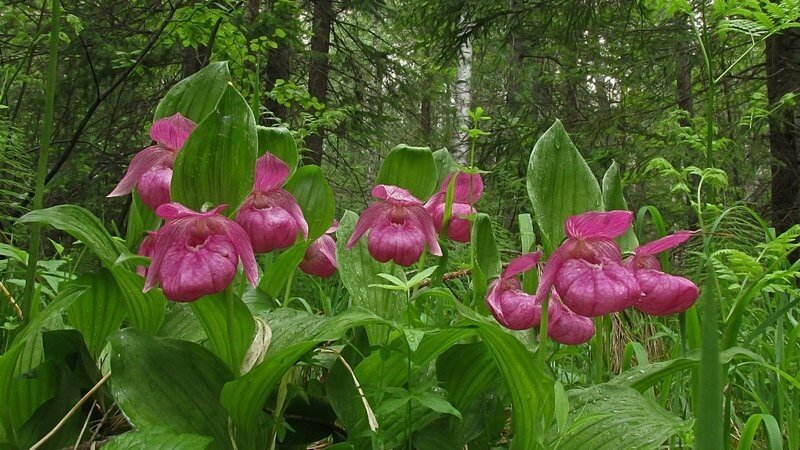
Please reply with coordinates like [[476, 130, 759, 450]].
[[424, 172, 484, 242], [235, 153, 308, 253], [108, 113, 196, 210], [486, 252, 544, 330], [346, 185, 442, 266], [145, 203, 258, 302], [136, 231, 158, 277], [537, 211, 641, 317], [547, 292, 595, 345], [626, 231, 699, 315], [299, 222, 338, 278]]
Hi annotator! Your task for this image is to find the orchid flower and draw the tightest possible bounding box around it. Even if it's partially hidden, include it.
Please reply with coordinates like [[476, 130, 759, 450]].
[[537, 211, 641, 317], [424, 172, 484, 242], [235, 153, 308, 253], [346, 185, 442, 266], [136, 231, 157, 277], [145, 203, 258, 302], [486, 252, 544, 330], [299, 222, 338, 278], [626, 231, 699, 315], [547, 292, 595, 345], [108, 113, 196, 210]]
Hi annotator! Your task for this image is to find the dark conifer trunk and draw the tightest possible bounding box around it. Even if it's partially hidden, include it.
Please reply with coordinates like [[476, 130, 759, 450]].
[[263, 0, 292, 124], [307, 0, 332, 166]]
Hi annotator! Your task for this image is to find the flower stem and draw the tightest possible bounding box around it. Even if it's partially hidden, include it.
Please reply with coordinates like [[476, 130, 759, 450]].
[[536, 295, 550, 367], [23, 0, 60, 321]]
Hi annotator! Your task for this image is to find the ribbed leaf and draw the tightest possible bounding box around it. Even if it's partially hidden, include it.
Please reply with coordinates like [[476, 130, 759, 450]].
[[432, 148, 458, 187], [601, 161, 638, 252], [336, 210, 407, 345], [284, 165, 335, 240], [154, 61, 230, 123], [737, 414, 782, 450], [258, 241, 310, 297], [109, 328, 234, 450], [103, 428, 214, 450], [471, 213, 500, 310], [190, 292, 255, 375], [67, 269, 128, 358], [125, 192, 160, 250], [172, 85, 257, 211], [526, 120, 602, 253], [551, 384, 689, 449], [0, 343, 24, 441], [376, 144, 438, 199], [16, 205, 125, 266], [110, 267, 166, 335], [257, 126, 297, 174]]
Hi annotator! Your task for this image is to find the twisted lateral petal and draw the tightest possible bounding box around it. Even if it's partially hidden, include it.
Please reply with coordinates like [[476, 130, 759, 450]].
[[149, 113, 196, 151], [535, 244, 571, 300], [402, 204, 442, 256], [548, 298, 595, 345], [108, 146, 172, 197], [326, 220, 339, 234], [486, 279, 541, 330], [367, 219, 426, 266], [136, 232, 158, 277], [156, 202, 227, 221], [144, 217, 191, 291], [267, 189, 309, 239], [565, 210, 633, 240], [157, 234, 239, 302], [555, 258, 641, 316], [635, 230, 697, 257], [216, 217, 258, 285], [345, 202, 393, 249], [137, 166, 173, 210], [372, 184, 422, 206], [299, 234, 337, 277], [254, 152, 290, 192], [502, 251, 542, 280], [634, 269, 699, 316], [443, 172, 484, 204]]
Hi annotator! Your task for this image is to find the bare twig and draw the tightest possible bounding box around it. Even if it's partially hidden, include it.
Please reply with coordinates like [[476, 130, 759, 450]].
[[0, 280, 23, 319]]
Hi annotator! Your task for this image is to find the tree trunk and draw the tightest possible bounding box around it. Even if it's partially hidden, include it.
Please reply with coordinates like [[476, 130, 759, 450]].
[[766, 28, 800, 235], [675, 17, 694, 126], [421, 97, 431, 139], [453, 18, 472, 164], [307, 0, 333, 166], [263, 0, 292, 124]]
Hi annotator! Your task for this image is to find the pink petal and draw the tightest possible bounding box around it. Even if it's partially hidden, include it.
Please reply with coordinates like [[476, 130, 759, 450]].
[[635, 230, 697, 257], [216, 216, 258, 286], [502, 252, 542, 280], [634, 270, 699, 316], [443, 172, 484, 204], [149, 113, 196, 151], [345, 202, 393, 249], [157, 234, 238, 302], [136, 232, 158, 277], [325, 220, 340, 235], [144, 218, 192, 291], [535, 244, 571, 301], [156, 202, 227, 221], [555, 258, 641, 316], [565, 210, 633, 240], [572, 238, 623, 263], [446, 207, 473, 242], [267, 189, 308, 239], [137, 166, 173, 210], [235, 202, 301, 253], [403, 204, 442, 256], [254, 152, 290, 192], [108, 146, 172, 198], [367, 218, 426, 266], [371, 185, 422, 206], [299, 235, 337, 277], [548, 298, 595, 345], [486, 281, 540, 330]]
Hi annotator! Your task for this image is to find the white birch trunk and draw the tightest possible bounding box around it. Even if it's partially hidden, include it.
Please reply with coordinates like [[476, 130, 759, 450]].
[[453, 26, 472, 164]]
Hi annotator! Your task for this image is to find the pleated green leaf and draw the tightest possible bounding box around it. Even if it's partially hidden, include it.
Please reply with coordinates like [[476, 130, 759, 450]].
[[550, 384, 689, 449], [103, 428, 214, 450], [172, 85, 257, 212], [432, 148, 458, 187], [109, 328, 234, 450], [602, 161, 638, 253], [471, 213, 501, 310], [125, 192, 160, 250], [110, 267, 166, 335], [376, 144, 438, 200], [258, 241, 310, 298], [154, 61, 230, 123], [526, 120, 602, 254], [257, 125, 298, 174], [284, 165, 335, 240], [336, 210, 407, 344], [190, 291, 255, 376], [67, 269, 128, 358]]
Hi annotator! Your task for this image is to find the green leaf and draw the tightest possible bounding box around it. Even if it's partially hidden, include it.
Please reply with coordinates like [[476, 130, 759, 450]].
[[407, 265, 439, 288], [550, 384, 689, 449], [526, 120, 603, 254], [16, 205, 125, 266], [737, 414, 782, 450], [284, 165, 335, 240], [432, 148, 458, 187], [413, 391, 462, 419], [258, 241, 310, 298], [125, 192, 160, 250], [67, 269, 128, 358], [172, 84, 257, 212], [336, 210, 407, 344], [103, 428, 214, 450], [376, 144, 438, 199], [471, 213, 501, 310], [154, 61, 231, 123], [0, 344, 24, 440], [257, 126, 298, 174], [190, 291, 255, 375], [109, 328, 234, 450], [601, 162, 638, 252], [110, 267, 166, 335]]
